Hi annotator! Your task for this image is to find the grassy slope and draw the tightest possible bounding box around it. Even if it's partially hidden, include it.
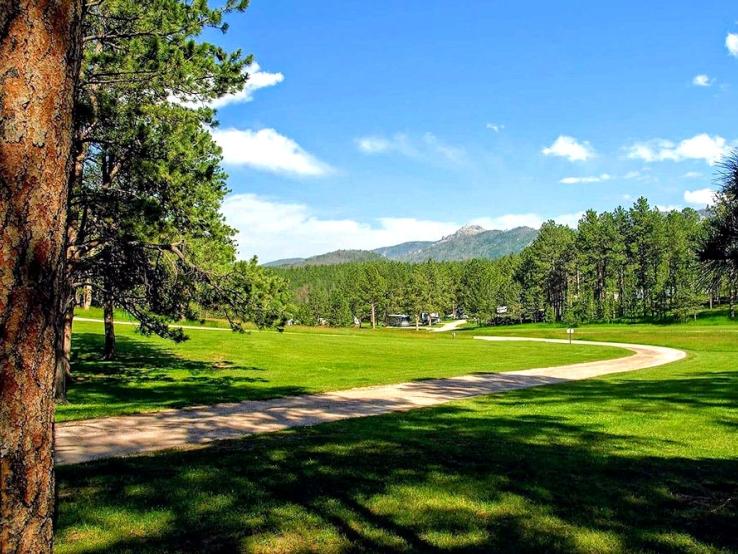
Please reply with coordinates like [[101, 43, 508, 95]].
[[56, 319, 737, 552], [59, 321, 624, 421]]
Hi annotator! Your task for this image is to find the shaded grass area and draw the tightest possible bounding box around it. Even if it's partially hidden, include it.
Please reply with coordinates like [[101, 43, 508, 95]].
[[59, 321, 625, 421], [56, 324, 737, 552]]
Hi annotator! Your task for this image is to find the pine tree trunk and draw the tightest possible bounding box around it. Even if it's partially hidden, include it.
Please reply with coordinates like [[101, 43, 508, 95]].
[[75, 284, 91, 309], [54, 301, 75, 402], [0, 2, 83, 550], [370, 302, 376, 329], [103, 297, 116, 360], [81, 285, 92, 309]]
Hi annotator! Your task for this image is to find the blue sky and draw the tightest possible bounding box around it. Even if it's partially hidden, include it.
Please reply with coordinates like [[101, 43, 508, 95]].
[[204, 1, 738, 262]]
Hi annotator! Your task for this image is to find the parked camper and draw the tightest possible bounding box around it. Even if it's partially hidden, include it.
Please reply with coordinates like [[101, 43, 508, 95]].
[[421, 312, 441, 326], [387, 314, 411, 327]]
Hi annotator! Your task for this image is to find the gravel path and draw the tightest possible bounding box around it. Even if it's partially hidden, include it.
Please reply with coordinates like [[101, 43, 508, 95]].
[[431, 319, 468, 332], [55, 337, 685, 465]]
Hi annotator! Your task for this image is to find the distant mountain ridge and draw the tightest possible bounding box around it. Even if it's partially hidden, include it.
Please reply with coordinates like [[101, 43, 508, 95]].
[[263, 225, 538, 267]]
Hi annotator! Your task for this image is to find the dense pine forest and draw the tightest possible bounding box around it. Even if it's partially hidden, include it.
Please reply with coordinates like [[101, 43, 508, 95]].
[[276, 197, 736, 327]]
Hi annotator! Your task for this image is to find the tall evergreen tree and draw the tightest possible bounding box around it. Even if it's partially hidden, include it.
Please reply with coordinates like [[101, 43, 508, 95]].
[[700, 151, 738, 318], [56, 0, 266, 398]]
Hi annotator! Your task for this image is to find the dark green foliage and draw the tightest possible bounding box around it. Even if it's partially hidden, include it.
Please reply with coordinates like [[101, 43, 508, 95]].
[[700, 151, 738, 318], [265, 250, 383, 268], [276, 199, 715, 327], [67, 0, 287, 344]]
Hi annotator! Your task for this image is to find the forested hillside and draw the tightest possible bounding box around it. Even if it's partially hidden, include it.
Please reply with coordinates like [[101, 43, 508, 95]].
[[265, 225, 538, 267], [275, 198, 735, 327], [264, 250, 383, 268]]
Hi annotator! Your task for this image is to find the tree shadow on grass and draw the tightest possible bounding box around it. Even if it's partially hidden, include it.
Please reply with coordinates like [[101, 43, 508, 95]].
[[497, 369, 738, 413], [60, 333, 308, 420], [56, 374, 738, 553]]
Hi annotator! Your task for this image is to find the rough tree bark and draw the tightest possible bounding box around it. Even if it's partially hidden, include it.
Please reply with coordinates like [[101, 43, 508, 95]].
[[0, 1, 83, 551]]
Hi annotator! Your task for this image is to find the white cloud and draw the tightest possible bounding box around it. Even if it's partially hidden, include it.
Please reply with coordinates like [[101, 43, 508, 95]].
[[211, 128, 332, 176], [626, 133, 730, 165], [726, 33, 738, 57], [692, 74, 714, 87], [656, 204, 682, 212], [682, 171, 703, 179], [542, 135, 595, 162], [555, 211, 586, 228], [486, 123, 504, 132], [211, 63, 284, 108], [355, 132, 466, 163], [470, 214, 545, 230], [560, 173, 612, 184], [221, 194, 459, 260], [421, 133, 466, 163], [471, 211, 584, 230], [171, 62, 284, 109], [355, 136, 394, 154], [559, 171, 644, 184], [684, 188, 717, 206], [222, 194, 589, 260]]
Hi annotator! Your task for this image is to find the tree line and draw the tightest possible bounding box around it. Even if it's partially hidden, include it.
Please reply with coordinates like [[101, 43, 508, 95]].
[[278, 192, 738, 328]]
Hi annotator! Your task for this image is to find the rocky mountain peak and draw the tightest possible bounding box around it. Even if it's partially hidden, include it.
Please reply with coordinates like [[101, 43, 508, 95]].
[[440, 224, 487, 241]]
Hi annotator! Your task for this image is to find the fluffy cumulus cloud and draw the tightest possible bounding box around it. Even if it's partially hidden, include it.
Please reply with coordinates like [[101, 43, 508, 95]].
[[692, 74, 714, 87], [542, 135, 595, 162], [684, 188, 717, 206], [222, 194, 588, 261], [355, 132, 466, 164], [221, 194, 459, 260], [626, 133, 731, 165], [211, 128, 332, 176], [171, 62, 284, 109], [210, 63, 284, 108], [727, 33, 738, 57]]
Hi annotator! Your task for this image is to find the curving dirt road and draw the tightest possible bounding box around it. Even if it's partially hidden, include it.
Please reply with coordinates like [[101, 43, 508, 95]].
[[55, 337, 685, 466]]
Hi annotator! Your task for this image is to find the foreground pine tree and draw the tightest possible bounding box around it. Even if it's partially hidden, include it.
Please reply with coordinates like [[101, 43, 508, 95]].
[[0, 2, 83, 551]]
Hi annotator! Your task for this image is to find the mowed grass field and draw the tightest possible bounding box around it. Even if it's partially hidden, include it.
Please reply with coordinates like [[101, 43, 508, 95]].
[[55, 317, 737, 552], [59, 319, 625, 421]]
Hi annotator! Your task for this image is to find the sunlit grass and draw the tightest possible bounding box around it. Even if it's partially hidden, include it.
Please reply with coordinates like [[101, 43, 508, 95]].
[[58, 320, 625, 421], [56, 319, 737, 552]]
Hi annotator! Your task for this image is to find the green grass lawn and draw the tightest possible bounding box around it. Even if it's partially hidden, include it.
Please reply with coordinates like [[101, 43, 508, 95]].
[[59, 320, 625, 421], [55, 319, 737, 552], [74, 306, 235, 329]]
